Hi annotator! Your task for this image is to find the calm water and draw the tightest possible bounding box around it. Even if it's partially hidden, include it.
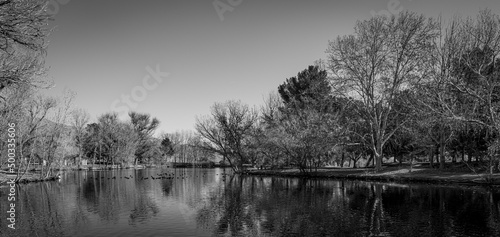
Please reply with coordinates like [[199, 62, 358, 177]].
[[1, 168, 500, 237]]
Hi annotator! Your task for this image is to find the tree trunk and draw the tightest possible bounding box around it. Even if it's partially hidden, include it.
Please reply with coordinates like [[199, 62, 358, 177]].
[[428, 146, 434, 168], [374, 141, 383, 171], [340, 151, 345, 168], [433, 145, 439, 168], [439, 135, 446, 170], [366, 152, 374, 168], [489, 155, 494, 177], [77, 150, 82, 167], [409, 155, 414, 173], [92, 150, 96, 166]]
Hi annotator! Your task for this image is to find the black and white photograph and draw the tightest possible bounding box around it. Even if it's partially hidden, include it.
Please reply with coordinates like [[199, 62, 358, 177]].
[[1, 0, 500, 236]]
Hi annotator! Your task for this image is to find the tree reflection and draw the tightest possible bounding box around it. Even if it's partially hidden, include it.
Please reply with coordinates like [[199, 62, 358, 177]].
[[81, 171, 161, 225], [195, 176, 366, 236], [193, 176, 500, 237], [128, 195, 160, 225], [2, 170, 500, 236], [6, 182, 68, 236]]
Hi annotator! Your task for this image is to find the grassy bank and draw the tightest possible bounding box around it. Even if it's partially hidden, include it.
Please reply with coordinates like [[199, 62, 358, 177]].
[[246, 164, 500, 186], [3, 163, 499, 186], [0, 171, 60, 185]]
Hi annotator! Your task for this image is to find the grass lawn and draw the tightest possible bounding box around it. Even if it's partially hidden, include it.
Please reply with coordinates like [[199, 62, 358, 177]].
[[0, 171, 58, 185]]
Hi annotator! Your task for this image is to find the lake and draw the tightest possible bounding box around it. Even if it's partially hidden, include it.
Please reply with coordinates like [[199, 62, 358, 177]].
[[1, 168, 499, 237]]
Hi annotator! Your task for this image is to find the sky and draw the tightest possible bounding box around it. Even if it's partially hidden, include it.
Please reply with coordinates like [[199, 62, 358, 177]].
[[43, 0, 500, 134]]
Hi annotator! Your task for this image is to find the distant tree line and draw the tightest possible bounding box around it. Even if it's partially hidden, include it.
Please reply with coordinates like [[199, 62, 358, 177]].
[[196, 10, 500, 176], [0, 1, 216, 180], [78, 113, 215, 167]]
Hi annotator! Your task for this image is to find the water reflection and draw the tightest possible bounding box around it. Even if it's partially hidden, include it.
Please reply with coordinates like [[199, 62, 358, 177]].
[[1, 169, 499, 237], [195, 176, 500, 237]]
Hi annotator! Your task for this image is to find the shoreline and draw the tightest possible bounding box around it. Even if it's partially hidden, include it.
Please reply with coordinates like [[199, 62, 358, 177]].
[[245, 167, 500, 186], [0, 172, 60, 185], [0, 165, 227, 185], [2, 165, 500, 186]]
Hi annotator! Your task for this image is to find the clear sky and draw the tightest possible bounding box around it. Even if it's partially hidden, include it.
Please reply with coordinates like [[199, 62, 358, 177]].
[[43, 0, 500, 134]]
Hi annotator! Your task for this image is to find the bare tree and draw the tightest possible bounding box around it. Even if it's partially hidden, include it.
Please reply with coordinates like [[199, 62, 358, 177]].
[[196, 100, 258, 172], [327, 11, 439, 171], [256, 92, 286, 169], [431, 10, 500, 176], [0, 87, 59, 181], [129, 111, 160, 165], [97, 112, 138, 167], [71, 108, 90, 165], [38, 90, 74, 178], [160, 130, 194, 164], [1, 87, 38, 180], [0, 0, 51, 95]]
